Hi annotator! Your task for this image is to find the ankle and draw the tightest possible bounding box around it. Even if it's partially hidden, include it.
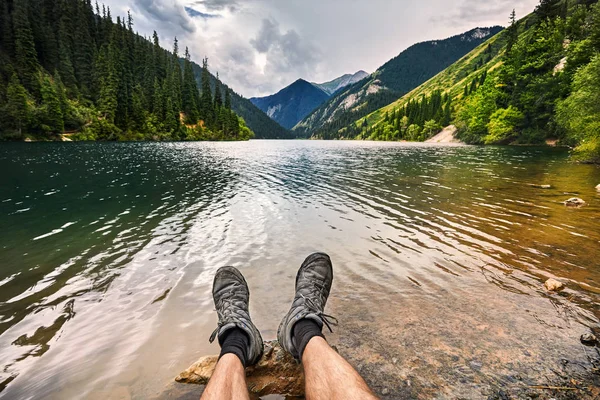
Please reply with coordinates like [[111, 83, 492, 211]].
[[293, 318, 324, 361], [219, 327, 250, 367]]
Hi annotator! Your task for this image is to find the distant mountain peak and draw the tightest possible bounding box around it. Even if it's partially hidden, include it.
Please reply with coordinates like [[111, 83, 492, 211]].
[[313, 70, 370, 96]]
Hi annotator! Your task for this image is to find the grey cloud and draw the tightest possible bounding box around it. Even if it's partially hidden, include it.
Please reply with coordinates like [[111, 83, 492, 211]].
[[251, 18, 321, 76], [432, 0, 538, 24], [250, 18, 279, 53], [191, 0, 240, 12], [132, 0, 196, 33]]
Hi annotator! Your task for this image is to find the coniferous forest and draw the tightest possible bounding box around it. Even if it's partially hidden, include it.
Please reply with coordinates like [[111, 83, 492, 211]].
[[0, 0, 254, 141]]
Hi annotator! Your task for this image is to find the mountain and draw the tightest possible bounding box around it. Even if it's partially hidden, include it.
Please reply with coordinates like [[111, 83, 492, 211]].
[[250, 79, 330, 130], [313, 71, 369, 95], [188, 62, 291, 139], [332, 0, 600, 163], [293, 26, 504, 138]]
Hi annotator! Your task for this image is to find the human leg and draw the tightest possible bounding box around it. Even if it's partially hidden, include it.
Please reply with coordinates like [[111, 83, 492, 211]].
[[277, 253, 378, 400], [201, 266, 264, 400], [200, 353, 249, 400]]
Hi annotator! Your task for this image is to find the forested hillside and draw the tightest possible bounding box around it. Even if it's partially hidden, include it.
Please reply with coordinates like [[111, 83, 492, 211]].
[[293, 26, 503, 138], [351, 0, 600, 163], [0, 0, 253, 141]]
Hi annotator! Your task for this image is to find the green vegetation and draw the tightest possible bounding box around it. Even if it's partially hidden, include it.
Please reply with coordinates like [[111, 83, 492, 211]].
[[341, 0, 600, 163], [0, 0, 253, 142], [294, 27, 503, 138]]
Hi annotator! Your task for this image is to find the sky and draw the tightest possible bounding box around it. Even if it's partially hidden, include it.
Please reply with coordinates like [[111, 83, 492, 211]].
[[101, 0, 541, 98]]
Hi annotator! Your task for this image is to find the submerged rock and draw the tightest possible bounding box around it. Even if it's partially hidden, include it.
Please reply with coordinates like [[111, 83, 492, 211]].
[[176, 340, 304, 397], [544, 278, 565, 292], [580, 333, 598, 346], [563, 198, 586, 207]]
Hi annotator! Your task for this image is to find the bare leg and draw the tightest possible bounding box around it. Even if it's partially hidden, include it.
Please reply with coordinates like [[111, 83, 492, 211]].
[[302, 337, 378, 400], [200, 354, 250, 400]]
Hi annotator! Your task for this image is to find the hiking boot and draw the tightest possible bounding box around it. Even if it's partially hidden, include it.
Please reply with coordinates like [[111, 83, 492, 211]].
[[209, 266, 264, 366], [277, 252, 338, 360]]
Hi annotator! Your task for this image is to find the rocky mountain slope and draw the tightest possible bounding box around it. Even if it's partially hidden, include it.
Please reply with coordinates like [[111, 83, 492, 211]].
[[250, 79, 331, 130], [313, 71, 369, 95], [293, 26, 504, 138]]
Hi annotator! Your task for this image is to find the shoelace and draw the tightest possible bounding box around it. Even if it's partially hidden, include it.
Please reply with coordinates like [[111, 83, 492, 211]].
[[209, 287, 244, 343], [300, 292, 339, 333]]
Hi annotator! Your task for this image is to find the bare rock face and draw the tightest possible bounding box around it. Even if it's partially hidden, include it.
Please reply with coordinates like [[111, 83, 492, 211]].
[[544, 278, 565, 292], [175, 340, 305, 397], [563, 198, 586, 207]]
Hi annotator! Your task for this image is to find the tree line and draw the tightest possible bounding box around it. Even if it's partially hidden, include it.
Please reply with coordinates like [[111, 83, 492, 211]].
[[0, 0, 253, 141], [456, 0, 600, 162]]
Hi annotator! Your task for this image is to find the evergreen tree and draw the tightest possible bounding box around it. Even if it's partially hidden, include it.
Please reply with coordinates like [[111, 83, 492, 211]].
[[13, 0, 40, 92], [1, 0, 15, 56], [214, 73, 223, 109], [5, 73, 30, 137], [182, 47, 199, 124], [200, 57, 214, 125], [39, 74, 64, 133]]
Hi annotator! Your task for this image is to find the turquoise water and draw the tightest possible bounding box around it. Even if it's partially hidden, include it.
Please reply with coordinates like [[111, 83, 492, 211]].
[[0, 141, 599, 399]]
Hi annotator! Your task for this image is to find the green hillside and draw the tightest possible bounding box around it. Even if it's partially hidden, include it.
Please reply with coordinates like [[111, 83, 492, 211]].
[[334, 0, 600, 163], [0, 0, 253, 142], [293, 26, 503, 138]]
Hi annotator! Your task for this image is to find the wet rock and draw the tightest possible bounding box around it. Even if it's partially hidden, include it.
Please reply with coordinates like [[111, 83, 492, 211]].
[[544, 278, 565, 292], [175, 341, 304, 397], [580, 333, 598, 346], [563, 197, 586, 207]]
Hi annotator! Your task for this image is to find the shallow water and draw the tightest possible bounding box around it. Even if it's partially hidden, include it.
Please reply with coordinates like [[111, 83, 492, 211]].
[[0, 141, 599, 399]]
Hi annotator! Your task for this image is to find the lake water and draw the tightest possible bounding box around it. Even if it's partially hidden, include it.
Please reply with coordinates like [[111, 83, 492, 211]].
[[0, 141, 599, 399]]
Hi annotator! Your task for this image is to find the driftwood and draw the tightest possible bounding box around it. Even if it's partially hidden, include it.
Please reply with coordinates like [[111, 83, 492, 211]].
[[176, 340, 305, 397]]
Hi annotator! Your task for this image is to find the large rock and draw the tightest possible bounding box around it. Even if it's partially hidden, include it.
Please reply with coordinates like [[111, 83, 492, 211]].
[[563, 198, 586, 207], [176, 340, 305, 397]]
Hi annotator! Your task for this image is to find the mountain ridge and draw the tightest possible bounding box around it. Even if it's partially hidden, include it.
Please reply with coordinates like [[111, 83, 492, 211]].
[[293, 26, 504, 137], [250, 78, 330, 130]]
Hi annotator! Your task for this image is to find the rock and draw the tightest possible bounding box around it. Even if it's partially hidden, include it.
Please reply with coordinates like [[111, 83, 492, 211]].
[[176, 340, 304, 397], [596, 184, 600, 191], [563, 197, 586, 207], [580, 333, 598, 346], [381, 388, 390, 395], [544, 278, 565, 292]]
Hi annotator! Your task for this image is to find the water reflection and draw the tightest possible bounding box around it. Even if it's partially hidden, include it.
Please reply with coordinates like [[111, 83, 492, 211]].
[[0, 141, 599, 398]]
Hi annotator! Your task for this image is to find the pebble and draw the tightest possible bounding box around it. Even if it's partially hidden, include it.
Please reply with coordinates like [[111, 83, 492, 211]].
[[596, 184, 600, 191], [381, 388, 390, 395], [580, 333, 598, 346], [544, 278, 564, 292], [563, 197, 586, 207], [392, 357, 398, 365]]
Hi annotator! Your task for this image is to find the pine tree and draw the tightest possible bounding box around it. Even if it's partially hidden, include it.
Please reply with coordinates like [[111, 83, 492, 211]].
[[214, 73, 223, 109], [224, 88, 231, 110], [182, 47, 199, 124], [507, 9, 518, 54], [536, 0, 561, 20], [40, 75, 64, 134], [200, 57, 214, 125], [13, 0, 40, 93], [1, 0, 15, 56], [5, 73, 30, 137], [98, 44, 118, 122]]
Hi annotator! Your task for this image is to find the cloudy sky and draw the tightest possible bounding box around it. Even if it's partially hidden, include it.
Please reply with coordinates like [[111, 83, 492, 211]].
[[101, 0, 540, 98]]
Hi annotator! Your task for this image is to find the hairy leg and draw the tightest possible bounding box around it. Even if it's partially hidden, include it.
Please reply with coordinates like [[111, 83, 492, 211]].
[[302, 337, 378, 400], [200, 354, 250, 400]]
